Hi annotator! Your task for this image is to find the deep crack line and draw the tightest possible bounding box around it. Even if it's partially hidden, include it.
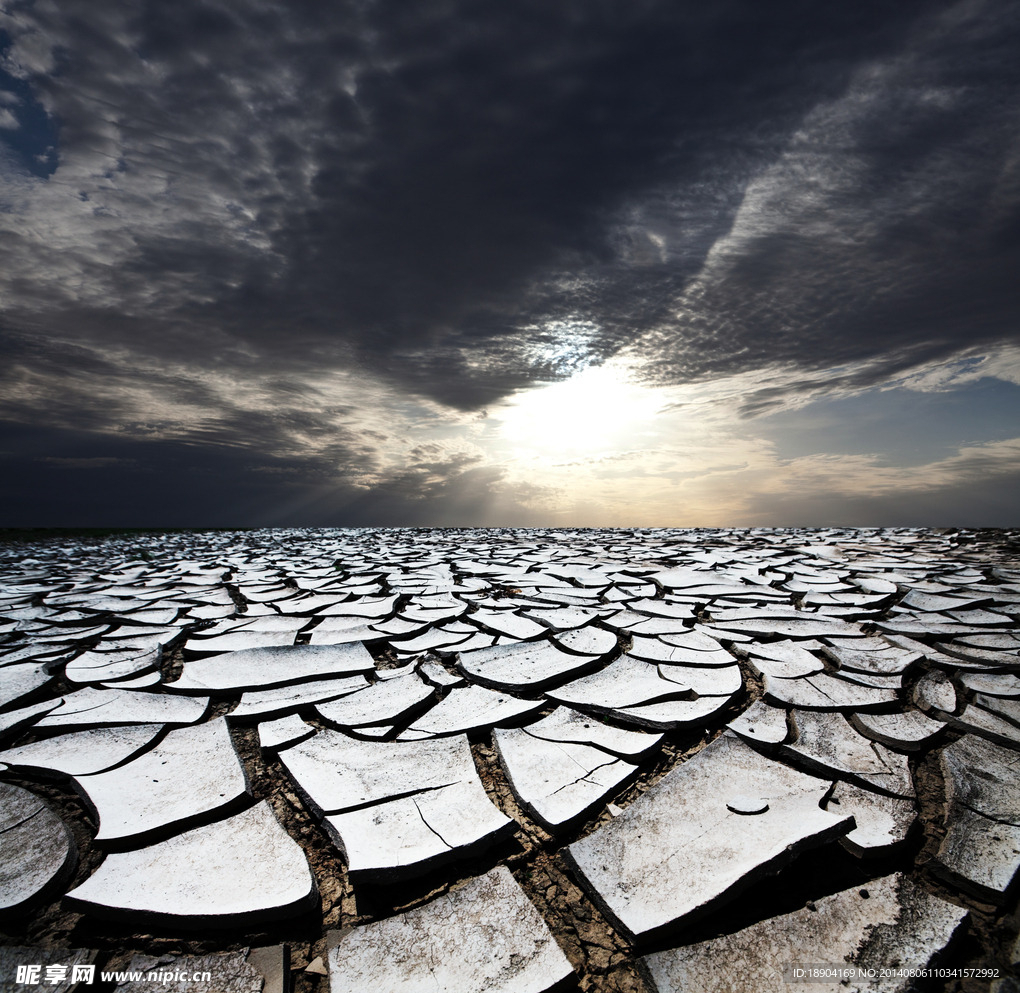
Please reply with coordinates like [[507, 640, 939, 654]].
[[548, 758, 622, 798], [412, 794, 455, 850]]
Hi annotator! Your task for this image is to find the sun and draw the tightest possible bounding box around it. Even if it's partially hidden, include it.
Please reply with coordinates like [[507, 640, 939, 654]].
[[493, 361, 665, 460]]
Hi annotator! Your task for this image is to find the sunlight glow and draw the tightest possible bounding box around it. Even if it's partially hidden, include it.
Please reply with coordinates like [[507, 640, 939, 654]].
[[494, 362, 665, 459]]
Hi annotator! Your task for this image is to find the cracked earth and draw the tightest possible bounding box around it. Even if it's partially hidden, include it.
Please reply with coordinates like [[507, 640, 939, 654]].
[[1, 527, 1019, 992]]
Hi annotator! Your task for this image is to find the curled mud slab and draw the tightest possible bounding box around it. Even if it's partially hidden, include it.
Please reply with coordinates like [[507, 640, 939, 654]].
[[1, 526, 1019, 992]]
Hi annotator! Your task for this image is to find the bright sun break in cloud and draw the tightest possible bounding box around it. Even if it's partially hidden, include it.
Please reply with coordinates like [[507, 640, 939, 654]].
[[494, 363, 668, 462]]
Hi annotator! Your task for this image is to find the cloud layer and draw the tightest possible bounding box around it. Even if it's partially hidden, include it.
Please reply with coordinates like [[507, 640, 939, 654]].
[[1, 0, 1018, 523]]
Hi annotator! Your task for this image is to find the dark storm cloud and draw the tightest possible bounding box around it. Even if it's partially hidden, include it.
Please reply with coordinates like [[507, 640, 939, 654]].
[[2, 0, 1020, 525], [629, 1, 1020, 404], [0, 322, 386, 477], [0, 420, 546, 527], [0, 422, 315, 526], [2, 0, 965, 409]]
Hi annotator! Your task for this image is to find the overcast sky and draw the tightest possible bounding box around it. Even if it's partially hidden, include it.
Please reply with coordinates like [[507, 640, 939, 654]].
[[1, 0, 1018, 527]]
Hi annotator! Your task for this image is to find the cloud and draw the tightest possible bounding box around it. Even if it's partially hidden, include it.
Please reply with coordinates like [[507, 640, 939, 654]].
[[893, 345, 1020, 392], [736, 438, 1020, 527], [36, 456, 134, 468], [1, 0, 1018, 525], [0, 416, 555, 526], [1, 0, 954, 411], [624, 0, 1020, 402]]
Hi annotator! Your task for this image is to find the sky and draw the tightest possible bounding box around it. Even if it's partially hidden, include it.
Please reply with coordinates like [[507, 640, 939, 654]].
[[0, 0, 1018, 528]]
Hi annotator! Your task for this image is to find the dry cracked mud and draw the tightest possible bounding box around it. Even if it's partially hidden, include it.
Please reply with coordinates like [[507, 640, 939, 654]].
[[1, 526, 1019, 992]]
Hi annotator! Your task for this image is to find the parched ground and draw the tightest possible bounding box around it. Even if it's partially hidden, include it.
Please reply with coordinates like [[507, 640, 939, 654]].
[[1, 527, 1019, 993]]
